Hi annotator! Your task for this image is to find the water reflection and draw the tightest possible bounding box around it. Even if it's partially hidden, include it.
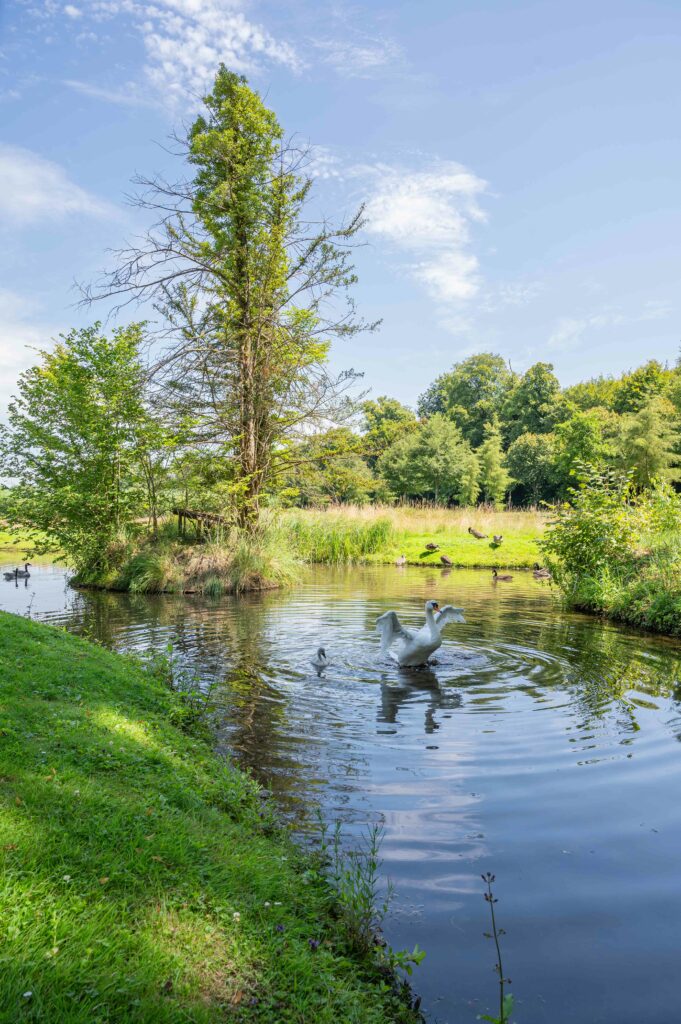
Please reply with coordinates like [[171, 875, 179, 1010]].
[[2, 562, 681, 1024]]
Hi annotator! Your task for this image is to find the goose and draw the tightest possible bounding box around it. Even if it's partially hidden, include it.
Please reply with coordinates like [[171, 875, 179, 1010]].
[[533, 562, 551, 580], [394, 554, 407, 566], [492, 569, 513, 581], [492, 535, 503, 544], [3, 568, 18, 581], [376, 599, 465, 667], [15, 563, 32, 578], [310, 647, 329, 671], [440, 554, 453, 566], [468, 527, 487, 539]]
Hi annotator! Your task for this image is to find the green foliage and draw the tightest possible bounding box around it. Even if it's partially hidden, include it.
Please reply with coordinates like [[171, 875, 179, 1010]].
[[278, 428, 381, 506], [478, 419, 513, 507], [362, 396, 417, 466], [0, 323, 160, 574], [541, 470, 681, 634], [505, 432, 558, 505], [378, 414, 479, 504], [615, 396, 681, 488], [502, 361, 567, 443], [418, 353, 516, 446], [0, 612, 421, 1024], [612, 359, 674, 413], [553, 409, 614, 494]]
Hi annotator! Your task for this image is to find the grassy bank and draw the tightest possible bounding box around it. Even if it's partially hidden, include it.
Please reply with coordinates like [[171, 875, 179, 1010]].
[[0, 612, 420, 1023], [285, 505, 546, 568], [552, 535, 681, 636]]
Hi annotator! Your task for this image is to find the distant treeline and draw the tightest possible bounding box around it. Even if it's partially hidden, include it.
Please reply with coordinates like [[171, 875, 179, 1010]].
[[283, 353, 681, 508]]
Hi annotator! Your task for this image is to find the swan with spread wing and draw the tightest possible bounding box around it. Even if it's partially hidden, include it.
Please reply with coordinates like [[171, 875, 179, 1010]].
[[376, 599, 465, 667]]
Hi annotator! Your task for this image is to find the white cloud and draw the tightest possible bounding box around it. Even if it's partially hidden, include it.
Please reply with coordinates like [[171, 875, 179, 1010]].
[[75, 0, 300, 110], [360, 161, 488, 314], [64, 4, 82, 17], [0, 144, 117, 225], [314, 34, 401, 77]]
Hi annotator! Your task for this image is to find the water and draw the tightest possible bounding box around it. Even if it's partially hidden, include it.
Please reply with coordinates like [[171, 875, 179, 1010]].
[[2, 560, 681, 1024]]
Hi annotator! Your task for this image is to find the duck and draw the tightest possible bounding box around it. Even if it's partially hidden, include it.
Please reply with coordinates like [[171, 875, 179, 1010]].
[[310, 647, 329, 671], [493, 535, 503, 544], [3, 568, 18, 581], [468, 527, 487, 539], [15, 563, 32, 578], [394, 554, 407, 566], [533, 562, 551, 580], [425, 542, 440, 551], [492, 569, 513, 581], [440, 554, 453, 567], [376, 599, 465, 667]]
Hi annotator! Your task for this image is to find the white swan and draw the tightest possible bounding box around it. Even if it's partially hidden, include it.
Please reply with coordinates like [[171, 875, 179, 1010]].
[[310, 647, 329, 671], [376, 599, 465, 667]]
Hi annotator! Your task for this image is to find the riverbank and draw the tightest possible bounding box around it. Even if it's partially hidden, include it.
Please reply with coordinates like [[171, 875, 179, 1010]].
[[0, 611, 420, 1023]]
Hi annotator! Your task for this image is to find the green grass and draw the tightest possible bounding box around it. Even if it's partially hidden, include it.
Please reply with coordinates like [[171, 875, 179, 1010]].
[[558, 534, 681, 636], [0, 612, 420, 1023], [284, 505, 546, 569]]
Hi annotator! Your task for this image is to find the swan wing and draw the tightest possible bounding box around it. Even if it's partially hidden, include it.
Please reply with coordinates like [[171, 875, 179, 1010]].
[[376, 611, 415, 654], [434, 605, 466, 630]]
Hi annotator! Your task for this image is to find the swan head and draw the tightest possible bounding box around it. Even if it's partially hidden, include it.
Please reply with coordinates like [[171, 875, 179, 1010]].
[[425, 600, 439, 614], [317, 647, 326, 659]]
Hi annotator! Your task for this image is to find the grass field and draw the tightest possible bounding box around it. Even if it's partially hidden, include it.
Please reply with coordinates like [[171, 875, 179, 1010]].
[[285, 505, 546, 568], [0, 612, 419, 1023]]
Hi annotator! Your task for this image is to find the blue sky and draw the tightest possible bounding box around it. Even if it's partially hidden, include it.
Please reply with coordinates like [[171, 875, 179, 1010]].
[[1, 0, 679, 412]]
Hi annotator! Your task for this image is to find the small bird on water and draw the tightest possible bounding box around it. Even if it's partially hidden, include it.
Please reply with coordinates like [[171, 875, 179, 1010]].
[[310, 647, 329, 671], [395, 554, 407, 566], [492, 569, 513, 581]]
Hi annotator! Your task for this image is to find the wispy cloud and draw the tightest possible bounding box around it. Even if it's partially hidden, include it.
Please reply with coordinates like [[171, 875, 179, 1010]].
[[313, 34, 401, 77], [0, 144, 117, 225], [548, 301, 674, 352], [359, 160, 488, 314], [65, 0, 300, 110], [63, 78, 158, 108]]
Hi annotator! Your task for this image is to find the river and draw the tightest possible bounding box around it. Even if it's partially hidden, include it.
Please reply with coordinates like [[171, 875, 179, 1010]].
[[2, 560, 680, 1024]]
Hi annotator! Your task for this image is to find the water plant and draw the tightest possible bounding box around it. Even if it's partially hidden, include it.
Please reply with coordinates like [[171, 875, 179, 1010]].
[[480, 872, 514, 1024]]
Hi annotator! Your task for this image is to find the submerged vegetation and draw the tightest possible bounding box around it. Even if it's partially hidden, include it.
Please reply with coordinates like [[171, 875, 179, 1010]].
[[542, 469, 681, 635], [0, 612, 422, 1023]]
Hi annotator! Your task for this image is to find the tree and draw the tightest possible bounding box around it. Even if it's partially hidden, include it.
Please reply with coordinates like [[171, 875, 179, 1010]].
[[553, 409, 615, 495], [612, 360, 674, 414], [615, 397, 681, 488], [478, 419, 512, 507], [505, 431, 558, 505], [378, 414, 479, 504], [361, 396, 417, 467], [86, 67, 372, 526], [418, 353, 517, 446], [0, 324, 158, 573], [278, 428, 380, 506], [502, 362, 567, 443]]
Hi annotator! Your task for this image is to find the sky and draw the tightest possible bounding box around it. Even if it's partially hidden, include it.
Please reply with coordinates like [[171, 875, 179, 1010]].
[[0, 0, 680, 412]]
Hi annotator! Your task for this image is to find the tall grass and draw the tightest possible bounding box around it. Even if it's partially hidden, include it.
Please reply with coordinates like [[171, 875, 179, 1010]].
[[286, 513, 395, 564]]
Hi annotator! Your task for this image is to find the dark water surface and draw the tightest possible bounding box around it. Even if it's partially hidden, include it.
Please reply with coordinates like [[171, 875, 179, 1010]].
[[2, 561, 681, 1024]]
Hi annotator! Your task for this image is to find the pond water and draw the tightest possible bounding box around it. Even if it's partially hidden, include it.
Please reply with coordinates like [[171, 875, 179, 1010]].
[[2, 560, 681, 1024]]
